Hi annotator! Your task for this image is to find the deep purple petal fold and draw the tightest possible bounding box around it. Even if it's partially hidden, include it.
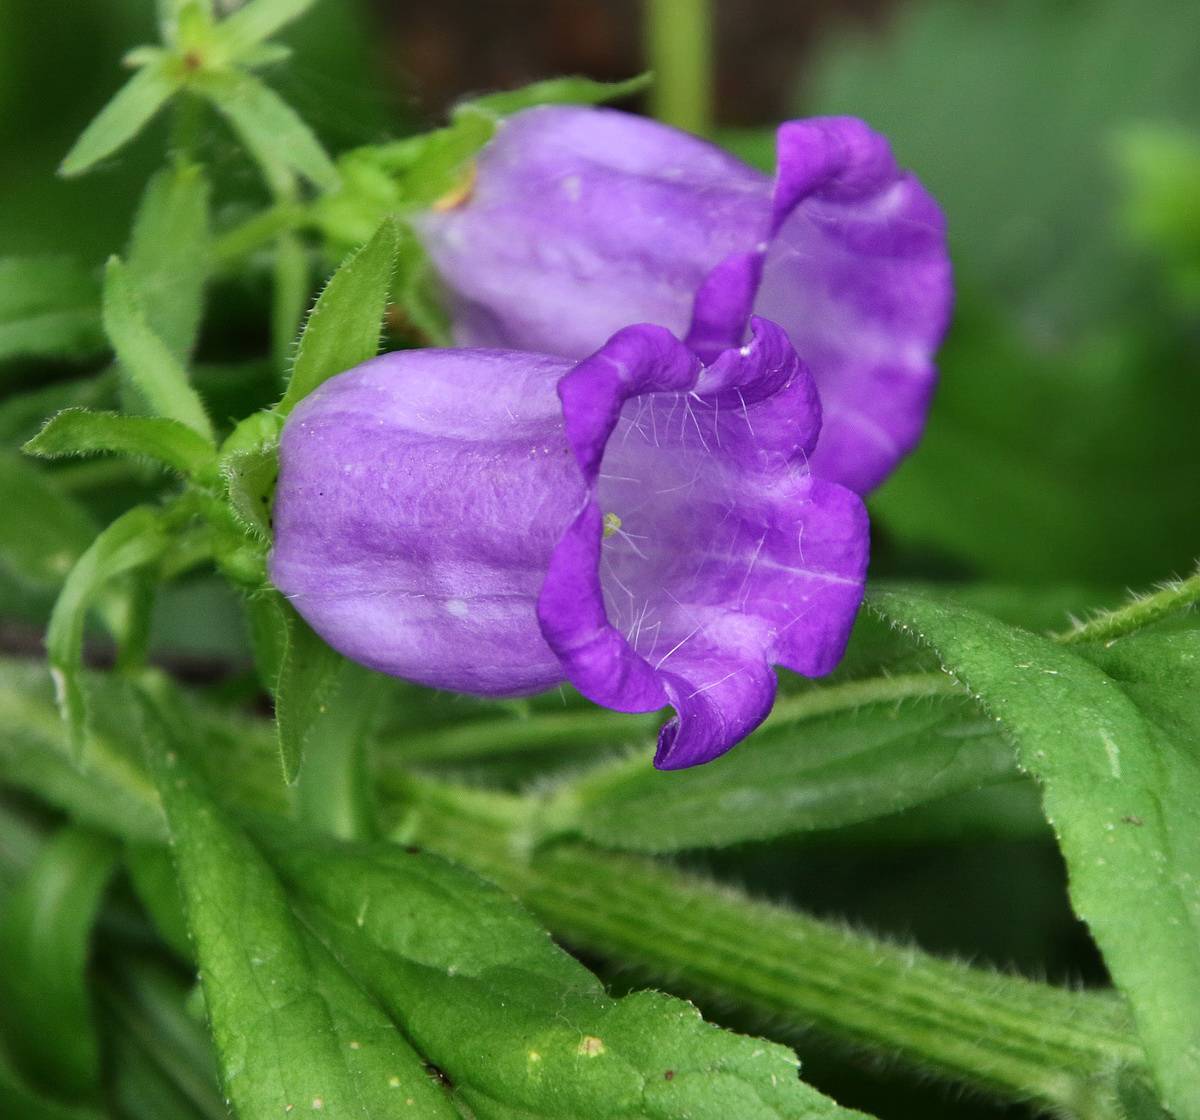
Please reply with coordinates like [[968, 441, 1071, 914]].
[[538, 318, 868, 767]]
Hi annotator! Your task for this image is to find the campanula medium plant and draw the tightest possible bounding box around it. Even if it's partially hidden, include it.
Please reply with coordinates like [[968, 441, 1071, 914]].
[[269, 319, 868, 768], [4, 1, 1200, 1118]]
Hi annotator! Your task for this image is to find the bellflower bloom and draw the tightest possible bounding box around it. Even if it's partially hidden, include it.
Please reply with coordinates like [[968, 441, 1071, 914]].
[[419, 106, 951, 495], [269, 319, 868, 769]]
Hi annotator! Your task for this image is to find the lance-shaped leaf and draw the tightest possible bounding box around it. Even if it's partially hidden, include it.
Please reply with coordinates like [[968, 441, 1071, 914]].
[[566, 686, 1017, 853], [0, 258, 105, 364], [102, 257, 215, 443], [60, 54, 180, 178], [460, 74, 652, 120], [871, 588, 1200, 1120], [215, 0, 322, 55], [46, 506, 168, 758], [255, 821, 872, 1120], [198, 68, 338, 191], [138, 691, 461, 1120], [25, 409, 216, 478], [277, 218, 399, 414], [127, 164, 210, 362], [0, 827, 119, 1102]]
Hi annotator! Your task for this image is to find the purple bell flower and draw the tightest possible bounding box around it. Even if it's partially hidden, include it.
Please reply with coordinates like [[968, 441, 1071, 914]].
[[269, 319, 868, 769], [418, 106, 952, 496]]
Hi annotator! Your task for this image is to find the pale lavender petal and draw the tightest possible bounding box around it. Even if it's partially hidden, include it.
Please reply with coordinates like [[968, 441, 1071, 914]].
[[418, 105, 770, 355], [269, 348, 582, 696]]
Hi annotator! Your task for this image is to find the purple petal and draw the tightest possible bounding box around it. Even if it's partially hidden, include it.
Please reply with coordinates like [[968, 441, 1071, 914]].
[[269, 348, 583, 697], [418, 106, 771, 356], [539, 318, 868, 766], [754, 116, 952, 493], [655, 651, 778, 770], [419, 106, 951, 495]]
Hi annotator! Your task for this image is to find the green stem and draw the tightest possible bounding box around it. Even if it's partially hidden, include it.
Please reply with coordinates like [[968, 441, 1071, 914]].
[[1056, 564, 1200, 645], [293, 663, 385, 842], [399, 780, 1151, 1120], [210, 202, 308, 270], [645, 0, 714, 135]]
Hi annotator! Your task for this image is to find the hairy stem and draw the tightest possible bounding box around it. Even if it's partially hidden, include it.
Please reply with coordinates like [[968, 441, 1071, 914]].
[[1056, 564, 1200, 646], [398, 779, 1152, 1120]]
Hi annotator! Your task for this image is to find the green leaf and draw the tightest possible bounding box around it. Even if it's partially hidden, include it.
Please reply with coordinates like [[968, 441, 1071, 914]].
[[457, 73, 652, 119], [60, 55, 179, 178], [0, 826, 119, 1101], [102, 257, 215, 443], [0, 1055, 105, 1120], [871, 588, 1200, 1119], [0, 258, 105, 364], [269, 594, 346, 782], [278, 217, 398, 413], [0, 661, 166, 845], [215, 0, 321, 55], [567, 686, 1017, 853], [139, 695, 461, 1120], [25, 409, 216, 477], [256, 822, 871, 1120], [198, 68, 338, 191], [127, 164, 210, 361], [46, 506, 168, 758], [0, 455, 97, 589]]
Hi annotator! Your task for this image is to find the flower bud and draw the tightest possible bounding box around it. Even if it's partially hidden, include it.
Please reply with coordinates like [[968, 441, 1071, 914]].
[[269, 320, 868, 768], [419, 107, 951, 495]]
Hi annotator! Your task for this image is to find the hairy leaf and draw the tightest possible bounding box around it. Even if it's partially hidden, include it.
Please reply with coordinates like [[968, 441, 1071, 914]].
[[46, 506, 168, 757], [127, 164, 210, 362], [102, 257, 215, 443], [872, 588, 1200, 1118], [278, 217, 398, 414], [138, 693, 461, 1120], [25, 409, 216, 477], [257, 822, 871, 1120], [568, 689, 1016, 853], [199, 68, 338, 191]]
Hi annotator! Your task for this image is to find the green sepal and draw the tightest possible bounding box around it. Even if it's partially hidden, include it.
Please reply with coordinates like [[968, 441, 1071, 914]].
[[457, 73, 652, 119], [25, 409, 216, 478], [258, 592, 346, 783], [277, 217, 399, 414]]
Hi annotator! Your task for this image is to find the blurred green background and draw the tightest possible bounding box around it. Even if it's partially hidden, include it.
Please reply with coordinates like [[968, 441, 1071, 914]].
[[1, 2, 1198, 1117]]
